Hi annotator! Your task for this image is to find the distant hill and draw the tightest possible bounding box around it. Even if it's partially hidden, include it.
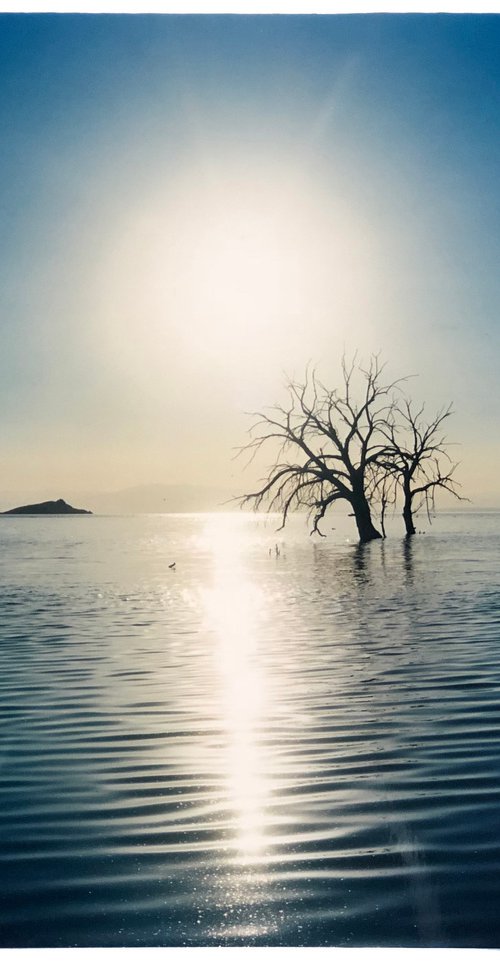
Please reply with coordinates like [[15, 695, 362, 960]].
[[0, 485, 239, 516], [2, 498, 92, 515]]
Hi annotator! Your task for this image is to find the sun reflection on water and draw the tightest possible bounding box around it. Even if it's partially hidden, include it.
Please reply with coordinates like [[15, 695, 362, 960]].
[[201, 516, 271, 865]]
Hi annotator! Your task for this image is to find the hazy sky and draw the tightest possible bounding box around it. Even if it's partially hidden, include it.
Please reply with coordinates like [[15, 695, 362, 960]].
[[1, 12, 500, 505]]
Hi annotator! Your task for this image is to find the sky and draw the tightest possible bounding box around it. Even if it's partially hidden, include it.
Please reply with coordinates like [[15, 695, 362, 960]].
[[1, 11, 500, 508]]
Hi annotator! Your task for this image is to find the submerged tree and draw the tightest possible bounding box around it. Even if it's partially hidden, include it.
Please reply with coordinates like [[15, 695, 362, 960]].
[[239, 355, 464, 543], [239, 356, 401, 544], [381, 399, 465, 537]]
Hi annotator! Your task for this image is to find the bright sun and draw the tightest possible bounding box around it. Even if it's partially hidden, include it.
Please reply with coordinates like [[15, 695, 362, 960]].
[[138, 167, 324, 348], [96, 156, 377, 384]]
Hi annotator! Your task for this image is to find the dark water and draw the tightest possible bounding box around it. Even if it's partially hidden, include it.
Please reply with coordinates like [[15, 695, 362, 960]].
[[1, 510, 500, 947]]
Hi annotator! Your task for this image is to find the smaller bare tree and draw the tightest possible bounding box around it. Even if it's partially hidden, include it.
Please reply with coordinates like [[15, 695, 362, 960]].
[[381, 399, 465, 536]]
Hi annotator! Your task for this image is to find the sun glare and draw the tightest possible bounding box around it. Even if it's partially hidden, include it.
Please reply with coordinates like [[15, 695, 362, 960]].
[[96, 156, 377, 387], [131, 169, 318, 351], [201, 516, 270, 864]]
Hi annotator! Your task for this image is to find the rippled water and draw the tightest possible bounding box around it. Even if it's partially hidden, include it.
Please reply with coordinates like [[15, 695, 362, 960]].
[[1, 510, 500, 947]]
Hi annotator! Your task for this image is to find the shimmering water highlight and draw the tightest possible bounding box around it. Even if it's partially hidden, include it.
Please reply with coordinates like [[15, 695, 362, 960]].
[[1, 511, 500, 946]]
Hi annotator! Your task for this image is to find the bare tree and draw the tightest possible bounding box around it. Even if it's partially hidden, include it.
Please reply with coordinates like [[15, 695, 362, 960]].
[[381, 399, 465, 536], [238, 356, 401, 544]]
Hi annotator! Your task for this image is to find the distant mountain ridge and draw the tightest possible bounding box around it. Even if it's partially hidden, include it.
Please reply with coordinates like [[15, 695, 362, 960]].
[[0, 484, 238, 515], [2, 498, 91, 515], [76, 483, 235, 515]]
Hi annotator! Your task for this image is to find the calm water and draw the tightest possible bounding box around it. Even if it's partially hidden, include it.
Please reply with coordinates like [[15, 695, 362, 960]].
[[1, 510, 500, 947]]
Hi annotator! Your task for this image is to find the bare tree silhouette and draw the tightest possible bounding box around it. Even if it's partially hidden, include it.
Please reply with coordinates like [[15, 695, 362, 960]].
[[238, 354, 465, 543], [381, 399, 465, 536], [239, 355, 402, 544]]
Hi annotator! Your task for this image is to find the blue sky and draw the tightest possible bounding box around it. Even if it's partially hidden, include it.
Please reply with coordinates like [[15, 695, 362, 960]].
[[1, 14, 500, 504]]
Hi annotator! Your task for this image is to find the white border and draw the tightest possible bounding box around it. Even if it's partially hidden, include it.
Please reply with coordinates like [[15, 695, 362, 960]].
[[0, 2, 499, 15]]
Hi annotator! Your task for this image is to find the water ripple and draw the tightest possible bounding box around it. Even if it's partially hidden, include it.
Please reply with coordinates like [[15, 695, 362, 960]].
[[1, 512, 500, 946]]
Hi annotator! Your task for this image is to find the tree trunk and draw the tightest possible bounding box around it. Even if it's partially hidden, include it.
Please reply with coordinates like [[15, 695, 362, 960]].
[[351, 491, 382, 543], [402, 489, 416, 537]]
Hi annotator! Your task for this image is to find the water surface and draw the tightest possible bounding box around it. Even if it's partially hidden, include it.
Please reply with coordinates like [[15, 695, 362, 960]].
[[1, 511, 500, 947]]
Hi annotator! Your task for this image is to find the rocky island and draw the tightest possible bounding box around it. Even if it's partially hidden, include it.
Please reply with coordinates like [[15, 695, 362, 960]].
[[2, 498, 92, 515]]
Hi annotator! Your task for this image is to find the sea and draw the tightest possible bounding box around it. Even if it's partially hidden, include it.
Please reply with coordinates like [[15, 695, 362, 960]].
[[1, 509, 500, 948]]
